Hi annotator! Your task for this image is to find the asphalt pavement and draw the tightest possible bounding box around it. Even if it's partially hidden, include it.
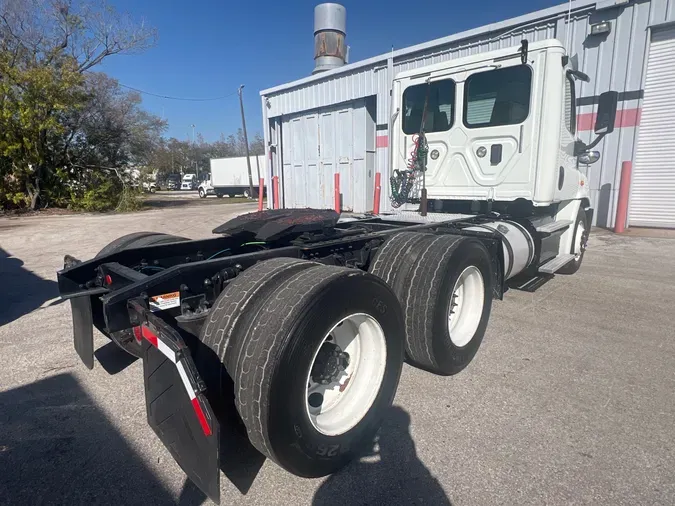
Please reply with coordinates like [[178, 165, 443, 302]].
[[1, 203, 674, 505]]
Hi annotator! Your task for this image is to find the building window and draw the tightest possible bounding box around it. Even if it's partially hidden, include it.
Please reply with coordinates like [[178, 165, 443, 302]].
[[463, 65, 532, 128], [564, 74, 577, 134], [402, 79, 456, 135]]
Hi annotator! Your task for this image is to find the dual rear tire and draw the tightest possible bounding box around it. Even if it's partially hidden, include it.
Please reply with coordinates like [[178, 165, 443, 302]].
[[200, 258, 405, 477], [370, 232, 493, 376], [198, 231, 493, 477]]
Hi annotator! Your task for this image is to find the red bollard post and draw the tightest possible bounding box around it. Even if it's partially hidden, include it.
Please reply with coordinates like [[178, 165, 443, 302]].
[[334, 173, 341, 214], [258, 177, 264, 211], [615, 161, 632, 233], [373, 172, 381, 215], [272, 176, 280, 210]]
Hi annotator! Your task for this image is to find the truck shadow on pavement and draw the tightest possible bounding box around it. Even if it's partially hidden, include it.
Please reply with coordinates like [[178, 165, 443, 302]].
[[0, 373, 178, 505], [313, 406, 453, 506], [0, 247, 62, 327]]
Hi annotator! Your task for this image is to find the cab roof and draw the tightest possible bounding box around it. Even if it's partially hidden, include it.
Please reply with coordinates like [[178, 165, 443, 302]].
[[394, 39, 565, 81]]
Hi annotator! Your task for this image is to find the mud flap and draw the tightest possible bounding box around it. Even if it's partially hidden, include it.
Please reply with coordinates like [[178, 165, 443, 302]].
[[71, 296, 94, 370], [128, 300, 220, 504]]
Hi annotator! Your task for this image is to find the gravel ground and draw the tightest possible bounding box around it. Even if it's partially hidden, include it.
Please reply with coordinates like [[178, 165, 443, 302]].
[[1, 204, 674, 506]]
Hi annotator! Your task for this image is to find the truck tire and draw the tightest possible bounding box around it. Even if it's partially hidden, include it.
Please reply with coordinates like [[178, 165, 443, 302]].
[[96, 232, 188, 258], [200, 259, 405, 477], [370, 232, 493, 376], [199, 188, 206, 198], [199, 258, 317, 416], [557, 208, 588, 275], [243, 189, 251, 199], [95, 232, 189, 357]]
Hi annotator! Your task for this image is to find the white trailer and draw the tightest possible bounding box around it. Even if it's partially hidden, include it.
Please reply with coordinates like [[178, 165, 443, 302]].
[[199, 155, 262, 198]]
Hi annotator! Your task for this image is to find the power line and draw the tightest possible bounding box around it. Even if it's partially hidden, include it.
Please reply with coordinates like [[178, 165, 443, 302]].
[[118, 83, 239, 102]]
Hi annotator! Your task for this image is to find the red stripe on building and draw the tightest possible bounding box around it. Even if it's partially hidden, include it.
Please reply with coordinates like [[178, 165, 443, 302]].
[[376, 135, 388, 148], [577, 107, 641, 131]]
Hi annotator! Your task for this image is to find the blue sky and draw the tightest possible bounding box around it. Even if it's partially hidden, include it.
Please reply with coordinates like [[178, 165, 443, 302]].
[[101, 0, 562, 142]]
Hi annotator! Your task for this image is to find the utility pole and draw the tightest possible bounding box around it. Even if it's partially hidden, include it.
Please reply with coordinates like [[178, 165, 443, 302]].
[[238, 85, 255, 198], [190, 124, 196, 182]]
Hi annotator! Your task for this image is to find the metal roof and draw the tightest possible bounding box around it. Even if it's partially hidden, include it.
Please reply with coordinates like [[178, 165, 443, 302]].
[[260, 0, 598, 96]]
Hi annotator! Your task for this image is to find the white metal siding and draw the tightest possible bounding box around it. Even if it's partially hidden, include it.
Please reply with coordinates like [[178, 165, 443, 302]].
[[263, 0, 675, 222], [629, 26, 675, 228]]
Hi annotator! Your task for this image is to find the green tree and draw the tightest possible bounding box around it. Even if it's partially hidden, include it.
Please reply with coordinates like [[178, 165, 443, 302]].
[[0, 0, 156, 210], [0, 52, 84, 208]]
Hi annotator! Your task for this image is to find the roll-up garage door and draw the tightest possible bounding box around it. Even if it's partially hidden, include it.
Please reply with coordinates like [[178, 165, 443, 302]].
[[629, 27, 675, 228]]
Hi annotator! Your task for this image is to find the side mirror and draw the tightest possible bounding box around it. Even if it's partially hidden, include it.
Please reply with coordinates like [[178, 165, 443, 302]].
[[578, 150, 601, 165], [595, 91, 618, 135]]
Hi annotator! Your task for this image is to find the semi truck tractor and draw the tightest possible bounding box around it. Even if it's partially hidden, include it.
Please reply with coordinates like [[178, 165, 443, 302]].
[[57, 39, 616, 503]]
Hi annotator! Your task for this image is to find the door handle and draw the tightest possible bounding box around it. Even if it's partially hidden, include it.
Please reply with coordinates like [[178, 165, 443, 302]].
[[490, 144, 503, 165]]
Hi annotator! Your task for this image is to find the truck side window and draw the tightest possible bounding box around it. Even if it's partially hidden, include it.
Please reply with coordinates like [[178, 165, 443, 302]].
[[463, 65, 532, 128], [402, 79, 455, 135], [564, 74, 576, 134]]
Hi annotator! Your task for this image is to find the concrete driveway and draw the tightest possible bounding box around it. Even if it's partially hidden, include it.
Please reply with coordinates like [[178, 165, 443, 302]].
[[1, 204, 674, 505]]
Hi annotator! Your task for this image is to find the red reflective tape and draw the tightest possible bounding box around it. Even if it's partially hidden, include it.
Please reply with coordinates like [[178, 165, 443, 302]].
[[376, 135, 389, 148], [191, 397, 212, 436], [141, 326, 158, 348]]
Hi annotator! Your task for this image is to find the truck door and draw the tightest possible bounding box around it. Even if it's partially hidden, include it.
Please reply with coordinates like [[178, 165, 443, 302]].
[[458, 64, 533, 190]]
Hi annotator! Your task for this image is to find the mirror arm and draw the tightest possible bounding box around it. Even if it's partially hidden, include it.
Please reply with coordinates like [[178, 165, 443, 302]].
[[574, 133, 606, 156], [585, 133, 606, 151], [574, 140, 588, 156]]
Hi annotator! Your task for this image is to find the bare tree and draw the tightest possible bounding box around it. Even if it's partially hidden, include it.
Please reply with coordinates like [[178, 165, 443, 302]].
[[249, 132, 265, 155], [0, 0, 157, 70]]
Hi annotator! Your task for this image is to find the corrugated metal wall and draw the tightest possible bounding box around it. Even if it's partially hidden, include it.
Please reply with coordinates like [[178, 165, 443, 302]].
[[262, 0, 675, 224]]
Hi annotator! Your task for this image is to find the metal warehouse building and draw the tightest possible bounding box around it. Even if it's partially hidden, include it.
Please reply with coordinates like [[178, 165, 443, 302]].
[[260, 0, 675, 228]]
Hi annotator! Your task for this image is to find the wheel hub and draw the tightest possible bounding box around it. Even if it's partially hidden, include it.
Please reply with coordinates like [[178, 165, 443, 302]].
[[310, 342, 350, 385]]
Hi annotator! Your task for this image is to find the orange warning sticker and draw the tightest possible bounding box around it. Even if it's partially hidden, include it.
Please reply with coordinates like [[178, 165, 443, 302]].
[[149, 291, 180, 312]]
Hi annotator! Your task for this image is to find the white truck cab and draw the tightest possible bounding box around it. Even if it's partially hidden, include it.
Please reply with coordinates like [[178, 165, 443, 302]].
[[181, 173, 197, 191], [389, 39, 617, 276], [198, 176, 214, 198], [392, 39, 616, 210]]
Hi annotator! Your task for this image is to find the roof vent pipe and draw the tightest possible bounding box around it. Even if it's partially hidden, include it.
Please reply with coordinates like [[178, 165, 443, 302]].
[[313, 3, 347, 74]]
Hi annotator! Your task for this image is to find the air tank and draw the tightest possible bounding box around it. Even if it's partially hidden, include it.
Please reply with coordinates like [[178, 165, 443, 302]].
[[313, 3, 347, 74]]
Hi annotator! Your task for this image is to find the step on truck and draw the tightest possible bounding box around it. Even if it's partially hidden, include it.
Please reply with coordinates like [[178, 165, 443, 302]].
[[58, 39, 617, 503]]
